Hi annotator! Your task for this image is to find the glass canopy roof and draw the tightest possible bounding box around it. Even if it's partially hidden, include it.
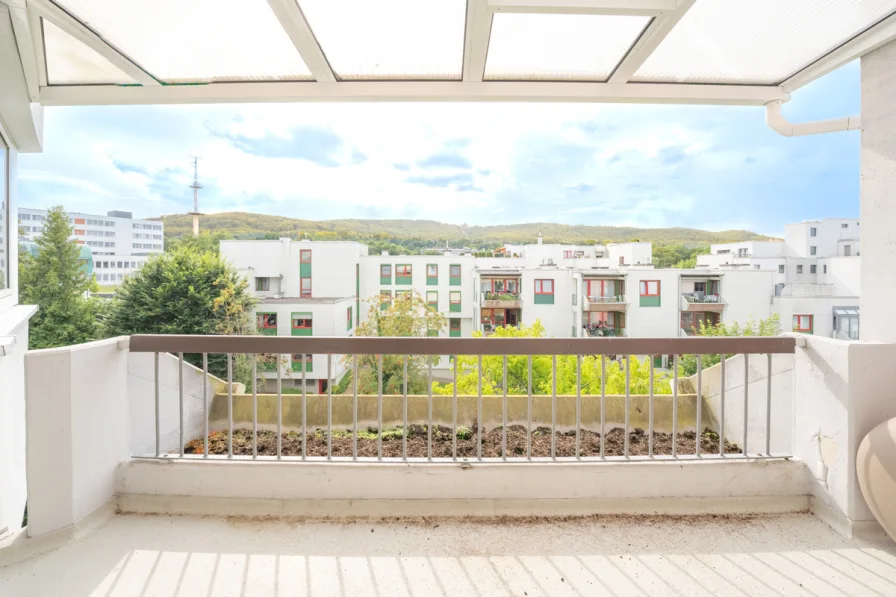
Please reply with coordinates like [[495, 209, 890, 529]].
[[25, 0, 896, 105]]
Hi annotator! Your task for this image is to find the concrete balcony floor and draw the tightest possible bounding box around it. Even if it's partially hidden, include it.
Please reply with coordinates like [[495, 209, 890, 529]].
[[2, 512, 896, 596]]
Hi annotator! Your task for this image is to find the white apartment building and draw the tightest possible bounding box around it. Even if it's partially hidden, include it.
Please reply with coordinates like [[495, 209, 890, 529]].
[[221, 239, 367, 392], [18, 207, 164, 286], [698, 218, 860, 339], [225, 237, 777, 377]]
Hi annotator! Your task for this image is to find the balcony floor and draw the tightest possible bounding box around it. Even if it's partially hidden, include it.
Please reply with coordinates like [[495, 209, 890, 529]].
[[2, 512, 896, 596]]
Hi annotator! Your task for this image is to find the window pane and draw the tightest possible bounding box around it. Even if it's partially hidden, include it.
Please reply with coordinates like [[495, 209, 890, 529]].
[[299, 0, 465, 80], [427, 264, 437, 276], [486, 13, 648, 81], [450, 265, 461, 276], [55, 0, 313, 83], [639, 281, 647, 295], [634, 0, 896, 84], [44, 20, 137, 85], [543, 280, 553, 293], [381, 264, 391, 275]]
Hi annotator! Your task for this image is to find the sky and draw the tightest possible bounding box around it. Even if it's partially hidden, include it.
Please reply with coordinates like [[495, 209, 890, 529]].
[[18, 63, 861, 237]]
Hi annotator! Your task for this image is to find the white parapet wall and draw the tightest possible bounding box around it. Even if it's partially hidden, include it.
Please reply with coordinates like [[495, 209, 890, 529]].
[[691, 352, 795, 455], [127, 351, 225, 456], [791, 336, 896, 536], [25, 337, 131, 538], [23, 338, 223, 538], [117, 458, 810, 518]]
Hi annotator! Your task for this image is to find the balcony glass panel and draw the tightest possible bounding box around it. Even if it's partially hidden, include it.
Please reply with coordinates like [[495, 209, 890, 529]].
[[634, 0, 896, 84], [485, 13, 649, 81], [299, 0, 465, 79], [55, 0, 313, 83], [44, 20, 137, 85]]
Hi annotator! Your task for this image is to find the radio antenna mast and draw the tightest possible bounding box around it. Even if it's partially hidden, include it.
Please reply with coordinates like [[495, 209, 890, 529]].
[[188, 156, 203, 236]]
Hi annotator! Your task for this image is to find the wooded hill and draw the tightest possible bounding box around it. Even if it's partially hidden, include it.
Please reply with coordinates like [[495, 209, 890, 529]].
[[154, 212, 772, 247]]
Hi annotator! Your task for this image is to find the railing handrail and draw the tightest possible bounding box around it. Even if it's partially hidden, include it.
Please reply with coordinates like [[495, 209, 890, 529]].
[[129, 334, 796, 355]]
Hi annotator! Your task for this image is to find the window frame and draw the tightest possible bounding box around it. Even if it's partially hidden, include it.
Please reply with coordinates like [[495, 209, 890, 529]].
[[449, 290, 461, 304], [793, 314, 813, 333], [257, 313, 278, 329], [778, 265, 785, 274], [426, 290, 438, 308], [797, 265, 803, 274], [639, 280, 660, 297], [346, 306, 352, 330], [810, 246, 817, 256], [381, 264, 392, 277], [300, 276, 312, 297], [534, 279, 554, 295], [810, 227, 817, 237], [255, 277, 271, 291], [291, 315, 312, 329], [427, 264, 438, 277], [300, 249, 312, 263], [396, 264, 412, 278], [810, 265, 817, 274]]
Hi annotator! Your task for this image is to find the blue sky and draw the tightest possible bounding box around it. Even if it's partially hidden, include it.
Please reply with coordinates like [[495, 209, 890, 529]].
[[18, 63, 860, 236]]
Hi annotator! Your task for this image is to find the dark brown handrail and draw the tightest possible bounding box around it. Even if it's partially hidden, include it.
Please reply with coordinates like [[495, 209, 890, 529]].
[[129, 334, 796, 355]]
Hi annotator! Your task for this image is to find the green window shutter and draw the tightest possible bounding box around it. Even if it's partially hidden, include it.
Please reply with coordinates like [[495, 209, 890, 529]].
[[534, 294, 554, 305]]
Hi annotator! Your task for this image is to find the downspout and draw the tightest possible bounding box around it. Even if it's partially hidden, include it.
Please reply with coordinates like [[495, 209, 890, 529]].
[[765, 100, 861, 136]]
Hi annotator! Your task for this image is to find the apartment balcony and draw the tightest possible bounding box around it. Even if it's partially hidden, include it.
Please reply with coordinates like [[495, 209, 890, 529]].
[[584, 326, 627, 337], [584, 295, 628, 313], [480, 291, 522, 309], [680, 293, 727, 313], [3, 333, 896, 595]]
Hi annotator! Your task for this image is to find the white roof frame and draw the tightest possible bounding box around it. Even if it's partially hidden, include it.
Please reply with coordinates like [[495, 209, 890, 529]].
[[265, 0, 335, 82], [6, 0, 895, 107], [28, 0, 159, 86], [39, 80, 788, 106]]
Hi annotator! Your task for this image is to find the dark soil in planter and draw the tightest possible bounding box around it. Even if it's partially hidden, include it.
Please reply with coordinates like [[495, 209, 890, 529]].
[[184, 425, 741, 458]]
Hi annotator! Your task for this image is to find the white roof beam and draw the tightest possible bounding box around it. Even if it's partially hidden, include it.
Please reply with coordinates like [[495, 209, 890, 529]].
[[608, 0, 694, 84], [27, 6, 47, 87], [463, 0, 492, 82], [265, 0, 335, 83], [487, 0, 674, 16], [28, 0, 159, 86], [781, 12, 896, 93], [40, 81, 789, 107], [7, 2, 40, 100]]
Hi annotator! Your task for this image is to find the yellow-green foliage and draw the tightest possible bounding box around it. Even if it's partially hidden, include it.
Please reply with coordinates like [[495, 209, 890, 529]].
[[433, 321, 674, 396]]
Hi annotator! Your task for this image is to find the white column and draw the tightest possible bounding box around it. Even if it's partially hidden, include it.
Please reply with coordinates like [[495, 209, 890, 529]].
[[860, 39, 896, 342]]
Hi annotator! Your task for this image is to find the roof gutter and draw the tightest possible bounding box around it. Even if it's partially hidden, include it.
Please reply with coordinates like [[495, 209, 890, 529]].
[[765, 100, 861, 136]]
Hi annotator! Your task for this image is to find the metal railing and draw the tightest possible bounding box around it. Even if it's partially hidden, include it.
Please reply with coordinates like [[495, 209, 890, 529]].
[[681, 293, 725, 304], [130, 335, 795, 463], [586, 295, 626, 304], [482, 291, 521, 301]]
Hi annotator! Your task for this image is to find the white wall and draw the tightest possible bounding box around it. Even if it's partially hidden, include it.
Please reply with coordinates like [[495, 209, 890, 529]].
[[698, 353, 794, 455], [791, 336, 896, 530], [772, 296, 858, 338], [0, 316, 29, 535], [625, 269, 680, 337], [722, 271, 774, 325], [521, 268, 574, 337], [607, 242, 652, 266], [25, 338, 130, 538], [818, 256, 860, 296], [127, 351, 225, 455]]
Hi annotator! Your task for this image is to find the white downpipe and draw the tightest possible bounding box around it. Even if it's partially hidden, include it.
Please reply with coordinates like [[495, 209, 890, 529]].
[[765, 100, 861, 137]]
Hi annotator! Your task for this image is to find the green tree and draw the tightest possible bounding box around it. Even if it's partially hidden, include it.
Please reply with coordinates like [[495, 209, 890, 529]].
[[103, 246, 255, 378], [351, 290, 446, 394], [679, 314, 781, 377], [19, 206, 103, 349], [433, 321, 674, 396]]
